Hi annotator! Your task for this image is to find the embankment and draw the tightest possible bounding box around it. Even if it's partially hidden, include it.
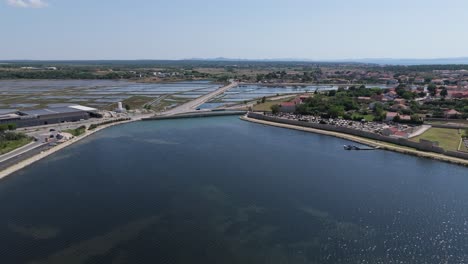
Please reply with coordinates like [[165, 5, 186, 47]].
[[0, 120, 133, 180], [241, 114, 468, 167]]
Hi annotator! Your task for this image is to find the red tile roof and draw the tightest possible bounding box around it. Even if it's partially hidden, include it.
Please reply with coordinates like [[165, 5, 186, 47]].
[[280, 102, 296, 107]]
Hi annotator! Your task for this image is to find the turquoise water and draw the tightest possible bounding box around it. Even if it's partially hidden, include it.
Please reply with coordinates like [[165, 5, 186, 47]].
[[0, 116, 467, 263]]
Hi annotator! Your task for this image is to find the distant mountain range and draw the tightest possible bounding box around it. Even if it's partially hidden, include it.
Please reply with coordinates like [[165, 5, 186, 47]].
[[186, 57, 468, 65], [340, 57, 468, 65], [3, 57, 468, 66]]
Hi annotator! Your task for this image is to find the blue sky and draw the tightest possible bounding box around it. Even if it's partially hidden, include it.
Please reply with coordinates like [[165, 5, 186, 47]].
[[1, 0, 468, 60]]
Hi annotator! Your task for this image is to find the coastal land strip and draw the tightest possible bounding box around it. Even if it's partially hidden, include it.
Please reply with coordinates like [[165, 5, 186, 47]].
[[240, 115, 468, 167], [0, 120, 134, 180], [1, 113, 466, 181]]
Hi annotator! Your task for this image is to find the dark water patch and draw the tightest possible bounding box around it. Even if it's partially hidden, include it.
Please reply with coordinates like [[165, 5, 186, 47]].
[[0, 117, 467, 263]]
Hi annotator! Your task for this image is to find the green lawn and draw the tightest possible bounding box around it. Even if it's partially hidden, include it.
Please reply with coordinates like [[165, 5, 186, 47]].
[[411, 128, 462, 151], [63, 126, 86, 137], [0, 137, 32, 155], [253, 101, 283, 112], [351, 113, 375, 122], [253, 96, 297, 112]]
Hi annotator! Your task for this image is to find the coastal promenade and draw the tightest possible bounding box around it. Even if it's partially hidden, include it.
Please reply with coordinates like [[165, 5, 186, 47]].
[[241, 115, 468, 167]]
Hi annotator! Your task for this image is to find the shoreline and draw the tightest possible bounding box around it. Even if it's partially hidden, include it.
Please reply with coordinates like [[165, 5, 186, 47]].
[[240, 115, 468, 167], [0, 120, 134, 180]]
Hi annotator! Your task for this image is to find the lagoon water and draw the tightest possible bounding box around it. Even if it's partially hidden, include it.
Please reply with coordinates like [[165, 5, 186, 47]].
[[0, 116, 467, 263]]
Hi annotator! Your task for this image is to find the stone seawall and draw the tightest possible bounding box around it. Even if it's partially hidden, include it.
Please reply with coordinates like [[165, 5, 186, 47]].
[[247, 113, 468, 160]]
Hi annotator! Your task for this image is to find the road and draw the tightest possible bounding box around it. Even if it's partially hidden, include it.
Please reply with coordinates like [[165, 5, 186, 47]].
[[0, 140, 44, 163], [161, 80, 238, 116]]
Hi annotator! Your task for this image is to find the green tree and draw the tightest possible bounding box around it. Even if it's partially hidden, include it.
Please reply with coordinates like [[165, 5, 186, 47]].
[[328, 105, 344, 118], [0, 124, 7, 133], [271, 104, 280, 114], [256, 74, 264, 82], [124, 104, 130, 110], [261, 96, 266, 103], [440, 88, 448, 98], [427, 84, 437, 96]]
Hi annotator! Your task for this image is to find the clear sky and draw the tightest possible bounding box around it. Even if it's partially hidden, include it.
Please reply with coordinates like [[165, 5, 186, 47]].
[[1, 0, 468, 60]]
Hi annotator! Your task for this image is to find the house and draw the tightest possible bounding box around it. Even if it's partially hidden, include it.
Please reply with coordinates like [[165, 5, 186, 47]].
[[279, 102, 296, 113], [381, 126, 409, 138], [414, 78, 425, 84], [298, 95, 310, 103], [444, 109, 461, 118], [357, 96, 371, 103], [371, 94, 384, 101], [448, 90, 468, 98], [390, 104, 408, 111], [399, 115, 412, 121], [431, 79, 445, 85], [394, 98, 406, 104], [385, 112, 399, 121], [385, 90, 398, 99]]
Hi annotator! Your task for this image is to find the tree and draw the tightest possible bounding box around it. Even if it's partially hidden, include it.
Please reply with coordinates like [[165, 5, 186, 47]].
[[261, 96, 266, 103], [124, 104, 130, 110], [328, 90, 336, 96], [374, 103, 384, 116], [440, 88, 448, 98], [427, 84, 437, 96], [271, 104, 280, 114], [328, 105, 344, 118], [256, 74, 264, 82]]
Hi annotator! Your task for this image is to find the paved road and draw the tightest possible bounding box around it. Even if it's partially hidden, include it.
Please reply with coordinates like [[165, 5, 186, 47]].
[[161, 81, 238, 116], [0, 140, 44, 163]]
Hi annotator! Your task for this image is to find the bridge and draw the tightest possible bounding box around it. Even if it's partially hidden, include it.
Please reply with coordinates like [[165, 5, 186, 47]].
[[160, 80, 238, 116]]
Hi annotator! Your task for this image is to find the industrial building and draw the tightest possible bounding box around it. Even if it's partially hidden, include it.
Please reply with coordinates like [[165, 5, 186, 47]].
[[0, 105, 99, 128]]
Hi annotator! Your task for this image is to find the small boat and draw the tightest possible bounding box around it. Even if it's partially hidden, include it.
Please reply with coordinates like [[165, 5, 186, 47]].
[[343, 145, 361, 150]]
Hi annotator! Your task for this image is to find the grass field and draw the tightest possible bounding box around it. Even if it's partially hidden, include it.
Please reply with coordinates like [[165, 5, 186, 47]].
[[0, 137, 32, 155], [121, 96, 156, 110], [351, 113, 375, 122], [63, 126, 86, 137], [253, 96, 297, 112], [411, 128, 462, 151], [426, 120, 468, 127]]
